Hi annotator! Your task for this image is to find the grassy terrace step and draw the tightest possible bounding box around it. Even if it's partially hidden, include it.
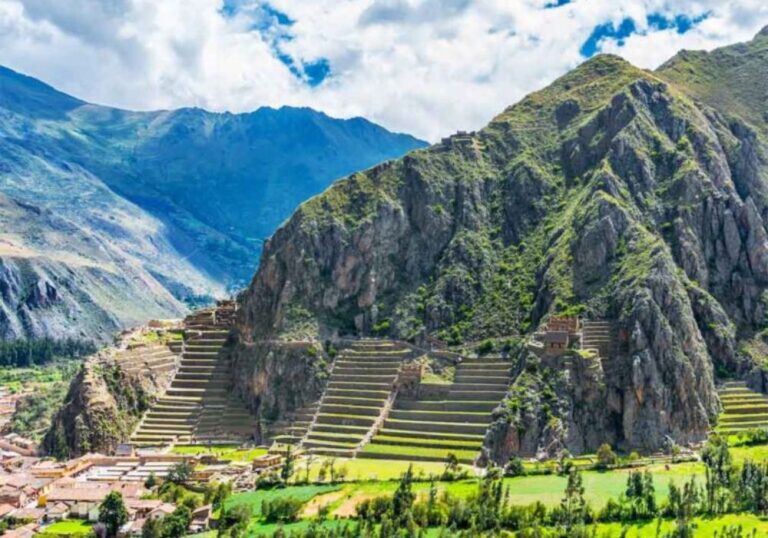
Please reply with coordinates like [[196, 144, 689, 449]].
[[450, 382, 508, 391], [389, 409, 490, 424], [378, 428, 485, 443], [447, 390, 508, 400], [396, 400, 498, 412], [383, 418, 488, 435], [721, 391, 768, 399], [719, 413, 768, 424], [311, 424, 370, 435], [453, 375, 511, 384], [721, 404, 768, 414], [323, 396, 388, 406], [373, 435, 481, 450], [325, 389, 390, 399], [332, 374, 398, 383], [317, 414, 377, 427], [319, 404, 382, 416], [306, 432, 364, 444], [327, 381, 393, 391], [359, 443, 478, 463], [303, 439, 358, 449]]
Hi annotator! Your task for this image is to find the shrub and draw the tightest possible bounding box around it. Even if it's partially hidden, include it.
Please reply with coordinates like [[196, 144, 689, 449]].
[[261, 496, 303, 523], [505, 457, 525, 477], [596, 443, 618, 469]]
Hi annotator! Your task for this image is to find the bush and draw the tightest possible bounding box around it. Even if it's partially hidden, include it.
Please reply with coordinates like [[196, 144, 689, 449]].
[[596, 443, 618, 469], [261, 496, 303, 523], [477, 339, 495, 355], [505, 457, 525, 477]]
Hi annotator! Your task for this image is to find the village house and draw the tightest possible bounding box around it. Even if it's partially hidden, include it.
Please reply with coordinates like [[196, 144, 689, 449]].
[[189, 504, 212, 533], [147, 503, 176, 521], [252, 454, 281, 471]]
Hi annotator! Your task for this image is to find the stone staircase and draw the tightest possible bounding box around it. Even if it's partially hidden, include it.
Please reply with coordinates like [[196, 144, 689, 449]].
[[130, 301, 258, 446], [299, 340, 411, 457], [717, 381, 768, 436], [360, 356, 512, 464]]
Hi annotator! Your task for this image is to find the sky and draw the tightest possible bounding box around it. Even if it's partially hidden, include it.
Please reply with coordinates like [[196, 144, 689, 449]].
[[0, 0, 766, 141]]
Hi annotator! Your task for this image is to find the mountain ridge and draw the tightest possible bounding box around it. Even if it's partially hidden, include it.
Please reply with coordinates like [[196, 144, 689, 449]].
[[0, 65, 426, 341]]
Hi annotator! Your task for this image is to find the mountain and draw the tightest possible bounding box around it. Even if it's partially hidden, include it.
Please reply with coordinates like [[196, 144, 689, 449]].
[[233, 28, 768, 456], [0, 66, 426, 341]]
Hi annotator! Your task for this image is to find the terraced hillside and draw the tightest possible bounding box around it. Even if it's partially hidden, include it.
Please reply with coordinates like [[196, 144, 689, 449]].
[[298, 341, 412, 457], [717, 381, 768, 436], [131, 302, 257, 445], [360, 356, 511, 464], [115, 342, 179, 377]]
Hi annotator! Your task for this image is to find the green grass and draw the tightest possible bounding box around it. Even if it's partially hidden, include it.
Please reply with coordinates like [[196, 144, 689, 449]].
[[591, 513, 768, 536], [373, 435, 481, 449], [37, 519, 92, 538], [171, 445, 267, 461], [294, 456, 473, 482], [224, 485, 342, 518], [360, 443, 478, 462]]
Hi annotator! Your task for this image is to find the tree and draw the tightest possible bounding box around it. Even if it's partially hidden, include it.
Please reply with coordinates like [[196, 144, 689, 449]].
[[145, 472, 158, 489], [596, 443, 618, 469], [167, 461, 193, 484], [702, 436, 733, 514], [161, 506, 192, 538], [98, 492, 129, 538], [141, 517, 161, 538], [281, 445, 295, 482], [559, 468, 588, 531], [392, 465, 416, 526], [218, 504, 250, 538]]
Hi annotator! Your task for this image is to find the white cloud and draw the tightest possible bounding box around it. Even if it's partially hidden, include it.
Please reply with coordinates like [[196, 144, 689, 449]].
[[0, 0, 765, 140]]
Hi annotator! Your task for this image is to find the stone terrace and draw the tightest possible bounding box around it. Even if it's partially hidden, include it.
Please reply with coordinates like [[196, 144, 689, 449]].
[[360, 356, 511, 464], [131, 301, 257, 446], [717, 380, 768, 436]]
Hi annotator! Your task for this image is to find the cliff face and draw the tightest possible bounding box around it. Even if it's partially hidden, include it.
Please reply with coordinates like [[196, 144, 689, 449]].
[[227, 340, 329, 441], [236, 30, 768, 455], [42, 355, 165, 458]]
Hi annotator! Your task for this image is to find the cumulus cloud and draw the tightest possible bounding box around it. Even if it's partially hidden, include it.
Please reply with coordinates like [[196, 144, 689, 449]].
[[0, 0, 765, 140]]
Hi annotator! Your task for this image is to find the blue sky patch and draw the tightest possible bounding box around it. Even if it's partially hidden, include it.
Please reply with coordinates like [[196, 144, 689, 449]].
[[304, 59, 331, 87], [647, 12, 710, 34], [580, 12, 709, 57], [544, 0, 572, 9], [580, 18, 636, 57], [223, 1, 330, 87]]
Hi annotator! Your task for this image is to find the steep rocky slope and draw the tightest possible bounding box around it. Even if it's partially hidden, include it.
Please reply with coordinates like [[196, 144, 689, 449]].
[[42, 354, 164, 458], [236, 29, 768, 456], [0, 67, 425, 340]]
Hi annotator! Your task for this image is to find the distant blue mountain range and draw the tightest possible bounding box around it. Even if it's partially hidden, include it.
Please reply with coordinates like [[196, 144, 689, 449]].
[[0, 65, 426, 340]]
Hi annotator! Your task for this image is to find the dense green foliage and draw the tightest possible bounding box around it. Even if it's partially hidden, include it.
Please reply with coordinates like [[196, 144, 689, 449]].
[[98, 492, 128, 538], [0, 338, 94, 367]]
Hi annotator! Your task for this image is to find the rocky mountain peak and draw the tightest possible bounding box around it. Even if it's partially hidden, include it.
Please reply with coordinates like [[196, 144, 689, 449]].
[[234, 30, 768, 455]]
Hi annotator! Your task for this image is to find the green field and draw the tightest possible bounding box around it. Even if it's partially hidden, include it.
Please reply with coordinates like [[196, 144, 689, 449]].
[[171, 445, 268, 462], [593, 513, 768, 536], [295, 456, 474, 482], [224, 485, 342, 518], [37, 519, 92, 538]]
